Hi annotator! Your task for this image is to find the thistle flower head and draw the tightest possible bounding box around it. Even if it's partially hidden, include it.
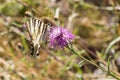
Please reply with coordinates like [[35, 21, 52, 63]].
[[49, 26, 74, 48]]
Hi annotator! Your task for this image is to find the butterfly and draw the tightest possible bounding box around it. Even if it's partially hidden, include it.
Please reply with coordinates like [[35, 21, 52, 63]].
[[25, 18, 52, 56]]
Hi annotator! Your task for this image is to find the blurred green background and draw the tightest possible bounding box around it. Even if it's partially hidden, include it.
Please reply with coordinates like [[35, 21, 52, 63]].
[[0, 0, 120, 80]]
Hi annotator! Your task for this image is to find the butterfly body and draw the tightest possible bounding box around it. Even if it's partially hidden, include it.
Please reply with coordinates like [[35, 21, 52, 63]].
[[25, 18, 51, 56]]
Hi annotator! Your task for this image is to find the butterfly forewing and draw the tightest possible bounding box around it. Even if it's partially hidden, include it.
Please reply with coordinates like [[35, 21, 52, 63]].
[[25, 18, 51, 56]]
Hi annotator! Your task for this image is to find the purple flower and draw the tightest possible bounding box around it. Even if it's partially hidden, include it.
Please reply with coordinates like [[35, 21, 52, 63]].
[[49, 26, 74, 48]]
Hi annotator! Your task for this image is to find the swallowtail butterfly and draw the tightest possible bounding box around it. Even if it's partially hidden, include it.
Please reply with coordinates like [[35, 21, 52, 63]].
[[25, 18, 52, 56]]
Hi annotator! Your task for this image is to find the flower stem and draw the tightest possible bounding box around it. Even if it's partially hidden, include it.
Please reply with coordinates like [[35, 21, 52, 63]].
[[67, 46, 106, 71], [67, 46, 120, 80]]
